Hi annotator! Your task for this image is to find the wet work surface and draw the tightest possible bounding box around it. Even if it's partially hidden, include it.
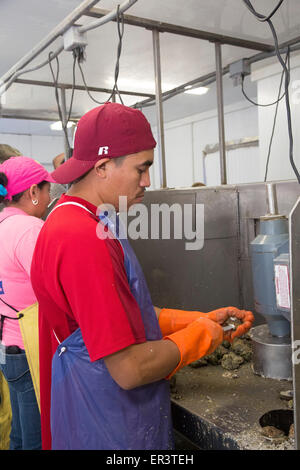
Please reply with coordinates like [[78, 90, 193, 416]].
[[171, 362, 295, 450]]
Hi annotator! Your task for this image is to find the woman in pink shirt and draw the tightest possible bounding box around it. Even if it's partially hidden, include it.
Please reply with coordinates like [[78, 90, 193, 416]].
[[0, 156, 54, 450]]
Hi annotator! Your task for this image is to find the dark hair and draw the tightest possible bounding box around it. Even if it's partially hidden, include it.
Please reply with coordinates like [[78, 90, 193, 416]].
[[0, 172, 48, 205], [0, 144, 21, 164], [70, 168, 92, 186], [112, 155, 127, 167], [70, 155, 127, 186]]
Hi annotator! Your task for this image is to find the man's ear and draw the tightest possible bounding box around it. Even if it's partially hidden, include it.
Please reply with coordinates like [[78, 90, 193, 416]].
[[94, 158, 111, 177]]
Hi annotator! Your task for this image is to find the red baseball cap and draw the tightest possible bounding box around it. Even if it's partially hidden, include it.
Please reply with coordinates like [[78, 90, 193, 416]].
[[51, 102, 156, 184]]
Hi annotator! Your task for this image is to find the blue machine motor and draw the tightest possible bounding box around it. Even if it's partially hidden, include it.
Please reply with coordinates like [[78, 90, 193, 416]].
[[251, 216, 290, 337], [250, 184, 292, 380]]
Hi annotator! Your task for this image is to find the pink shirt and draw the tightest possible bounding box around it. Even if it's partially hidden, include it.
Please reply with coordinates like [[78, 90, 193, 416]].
[[0, 207, 43, 348]]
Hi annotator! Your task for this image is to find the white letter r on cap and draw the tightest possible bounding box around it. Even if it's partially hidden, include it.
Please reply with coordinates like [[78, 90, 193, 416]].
[[98, 146, 109, 156]]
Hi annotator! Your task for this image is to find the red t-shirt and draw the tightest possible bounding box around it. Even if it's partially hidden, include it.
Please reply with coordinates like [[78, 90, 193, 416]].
[[31, 194, 147, 450]]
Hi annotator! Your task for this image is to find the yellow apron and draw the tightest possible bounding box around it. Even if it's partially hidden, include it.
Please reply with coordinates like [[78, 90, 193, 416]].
[[18, 302, 40, 411], [0, 371, 12, 450]]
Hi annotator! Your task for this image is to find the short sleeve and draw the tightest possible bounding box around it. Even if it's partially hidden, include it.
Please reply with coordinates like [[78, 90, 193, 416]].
[[15, 220, 44, 277], [59, 233, 146, 361]]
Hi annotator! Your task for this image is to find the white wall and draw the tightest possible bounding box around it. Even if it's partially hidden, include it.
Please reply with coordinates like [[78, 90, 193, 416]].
[[252, 53, 300, 183], [0, 131, 65, 172], [0, 100, 259, 189], [150, 101, 259, 189]]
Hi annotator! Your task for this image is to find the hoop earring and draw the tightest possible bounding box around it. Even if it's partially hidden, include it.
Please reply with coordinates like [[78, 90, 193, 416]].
[[32, 199, 39, 206]]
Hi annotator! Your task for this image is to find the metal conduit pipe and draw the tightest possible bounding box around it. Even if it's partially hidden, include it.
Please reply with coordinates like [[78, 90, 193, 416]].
[[134, 72, 219, 109], [134, 42, 300, 109], [0, 0, 139, 98], [266, 183, 279, 215], [215, 42, 227, 185], [0, 0, 101, 87], [79, 0, 138, 34], [14, 77, 155, 98], [152, 30, 167, 189], [0, 45, 64, 97]]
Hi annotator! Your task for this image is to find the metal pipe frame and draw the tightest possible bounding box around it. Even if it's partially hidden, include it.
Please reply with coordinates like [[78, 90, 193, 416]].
[[2, 2, 300, 187], [79, 0, 138, 34], [0, 109, 73, 122], [1, 0, 300, 452], [133, 42, 300, 109], [0, 45, 65, 97], [215, 42, 227, 185], [85, 8, 274, 52], [152, 30, 167, 188], [13, 78, 155, 99], [266, 183, 279, 215], [0, 0, 101, 87]]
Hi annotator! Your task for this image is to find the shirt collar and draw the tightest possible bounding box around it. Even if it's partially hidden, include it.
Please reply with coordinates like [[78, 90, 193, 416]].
[[0, 206, 29, 223], [57, 194, 98, 216]]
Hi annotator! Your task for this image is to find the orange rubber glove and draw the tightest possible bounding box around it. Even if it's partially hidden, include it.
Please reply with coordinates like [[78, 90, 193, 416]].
[[226, 309, 254, 342], [164, 317, 224, 379], [158, 306, 252, 336]]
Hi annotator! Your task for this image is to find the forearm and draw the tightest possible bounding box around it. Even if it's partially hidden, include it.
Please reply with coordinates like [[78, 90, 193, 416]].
[[104, 338, 180, 390]]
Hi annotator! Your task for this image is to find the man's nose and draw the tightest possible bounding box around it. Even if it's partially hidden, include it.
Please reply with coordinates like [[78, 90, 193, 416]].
[[140, 169, 151, 187]]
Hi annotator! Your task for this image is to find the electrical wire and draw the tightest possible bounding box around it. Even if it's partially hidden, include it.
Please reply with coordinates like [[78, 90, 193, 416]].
[[0, 45, 64, 98], [77, 5, 125, 105], [241, 49, 289, 107], [243, 0, 284, 22], [241, 73, 286, 107], [106, 5, 125, 104], [264, 48, 290, 181], [67, 51, 77, 123], [48, 52, 71, 157], [77, 60, 106, 105], [242, 0, 300, 184]]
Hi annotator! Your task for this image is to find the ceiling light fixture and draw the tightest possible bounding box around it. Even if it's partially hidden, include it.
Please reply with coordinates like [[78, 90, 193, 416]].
[[50, 121, 75, 131], [184, 86, 209, 95]]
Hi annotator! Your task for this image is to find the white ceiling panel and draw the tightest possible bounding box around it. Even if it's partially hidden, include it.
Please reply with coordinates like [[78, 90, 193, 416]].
[[0, 0, 85, 76], [0, 0, 299, 126], [90, 0, 300, 44]]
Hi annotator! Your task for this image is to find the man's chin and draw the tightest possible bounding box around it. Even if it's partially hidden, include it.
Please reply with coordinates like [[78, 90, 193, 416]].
[[116, 195, 145, 212]]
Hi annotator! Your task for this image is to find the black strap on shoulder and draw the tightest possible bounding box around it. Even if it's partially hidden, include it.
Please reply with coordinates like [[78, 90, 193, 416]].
[[0, 296, 18, 312], [0, 299, 24, 341]]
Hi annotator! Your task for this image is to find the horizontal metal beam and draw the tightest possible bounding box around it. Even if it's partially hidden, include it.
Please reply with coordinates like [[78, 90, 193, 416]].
[[278, 35, 300, 51], [133, 70, 221, 108], [85, 7, 274, 52], [133, 41, 300, 109], [79, 0, 138, 34], [13, 78, 155, 99], [0, 108, 74, 122]]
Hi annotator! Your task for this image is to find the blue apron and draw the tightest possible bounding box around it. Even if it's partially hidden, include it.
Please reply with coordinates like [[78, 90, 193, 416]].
[[50, 207, 174, 450]]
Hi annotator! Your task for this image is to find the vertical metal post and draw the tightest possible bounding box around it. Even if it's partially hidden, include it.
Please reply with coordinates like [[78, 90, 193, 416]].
[[290, 196, 300, 450], [60, 87, 70, 160], [215, 42, 227, 185], [152, 29, 167, 188], [266, 183, 279, 215]]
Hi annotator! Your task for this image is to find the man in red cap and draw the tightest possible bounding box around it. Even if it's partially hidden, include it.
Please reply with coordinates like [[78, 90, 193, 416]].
[[31, 102, 253, 450]]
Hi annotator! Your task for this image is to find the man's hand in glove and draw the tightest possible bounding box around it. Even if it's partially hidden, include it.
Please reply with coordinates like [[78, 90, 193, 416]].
[[223, 309, 254, 342], [164, 317, 223, 379], [158, 306, 254, 340]]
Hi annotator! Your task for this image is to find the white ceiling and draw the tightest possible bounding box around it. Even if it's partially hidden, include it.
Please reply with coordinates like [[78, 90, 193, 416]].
[[0, 0, 299, 130]]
